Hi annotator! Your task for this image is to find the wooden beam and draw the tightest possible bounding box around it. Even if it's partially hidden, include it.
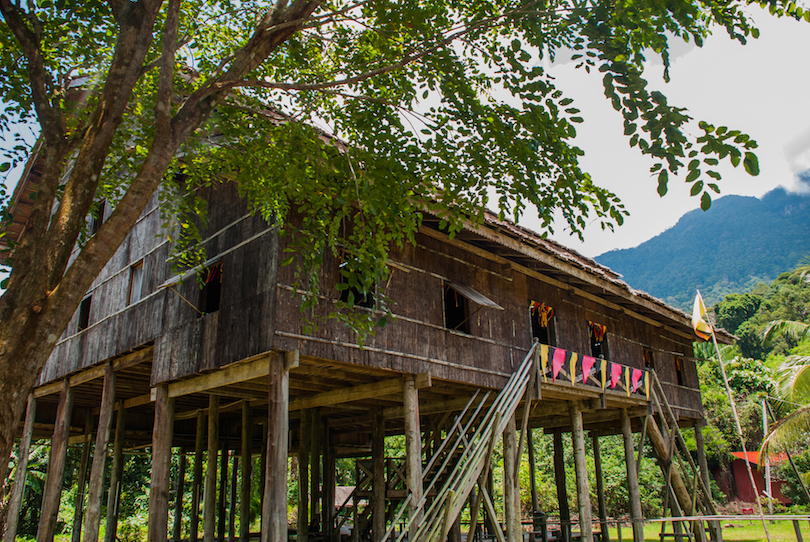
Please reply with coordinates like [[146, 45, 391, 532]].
[[570, 401, 593, 542], [372, 408, 385, 542], [240, 403, 252, 542], [84, 364, 116, 542], [3, 395, 36, 542], [147, 383, 175, 542], [104, 407, 126, 542], [553, 428, 570, 542], [37, 380, 73, 542], [290, 377, 406, 412], [261, 353, 290, 542], [190, 411, 205, 542], [622, 410, 644, 542], [169, 354, 272, 399], [403, 376, 422, 542]]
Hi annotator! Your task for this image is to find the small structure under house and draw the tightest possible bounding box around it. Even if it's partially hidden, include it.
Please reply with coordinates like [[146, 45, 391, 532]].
[[3, 170, 731, 542]]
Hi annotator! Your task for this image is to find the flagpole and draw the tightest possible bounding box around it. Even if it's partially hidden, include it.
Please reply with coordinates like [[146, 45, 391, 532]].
[[709, 326, 772, 542]]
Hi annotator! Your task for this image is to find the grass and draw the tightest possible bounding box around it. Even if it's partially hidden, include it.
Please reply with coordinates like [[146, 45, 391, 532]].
[[599, 520, 810, 542]]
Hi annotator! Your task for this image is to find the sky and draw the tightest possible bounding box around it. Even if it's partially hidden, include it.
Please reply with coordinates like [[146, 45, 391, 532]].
[[527, 7, 810, 258]]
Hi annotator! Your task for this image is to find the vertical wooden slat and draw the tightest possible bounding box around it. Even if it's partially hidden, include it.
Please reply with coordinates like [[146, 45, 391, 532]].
[[240, 402, 252, 542], [527, 427, 539, 514], [229, 455, 238, 541], [298, 409, 311, 542], [553, 428, 570, 542], [190, 410, 205, 542], [37, 380, 74, 542], [147, 384, 175, 542], [311, 409, 321, 533], [204, 396, 220, 542], [323, 426, 336, 542], [218, 446, 228, 542], [504, 414, 520, 542], [621, 409, 644, 542], [173, 449, 187, 542], [403, 375, 422, 542], [261, 354, 290, 542], [84, 364, 116, 542], [371, 408, 385, 542], [3, 394, 36, 542], [259, 421, 268, 514], [71, 418, 93, 542], [593, 434, 609, 542], [570, 401, 593, 542], [104, 407, 126, 542]]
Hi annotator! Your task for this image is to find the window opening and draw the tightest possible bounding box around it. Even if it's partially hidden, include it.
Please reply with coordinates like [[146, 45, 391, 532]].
[[128, 261, 144, 305], [338, 262, 375, 309], [530, 301, 556, 345], [78, 296, 92, 331], [675, 357, 686, 386], [444, 283, 470, 334], [90, 199, 106, 235], [199, 262, 222, 315], [589, 321, 609, 359], [643, 348, 654, 370]]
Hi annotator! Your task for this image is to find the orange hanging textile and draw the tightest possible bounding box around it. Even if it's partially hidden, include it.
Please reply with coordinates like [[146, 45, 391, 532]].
[[530, 301, 554, 327], [589, 321, 607, 341]]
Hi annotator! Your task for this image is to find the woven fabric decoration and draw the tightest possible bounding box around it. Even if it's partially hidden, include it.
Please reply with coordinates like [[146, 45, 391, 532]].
[[632, 369, 643, 393], [569, 353, 578, 384], [588, 321, 607, 340], [552, 347, 566, 382], [610, 363, 622, 389], [581, 356, 597, 383], [540, 344, 549, 382], [530, 301, 554, 327], [601, 359, 608, 389]]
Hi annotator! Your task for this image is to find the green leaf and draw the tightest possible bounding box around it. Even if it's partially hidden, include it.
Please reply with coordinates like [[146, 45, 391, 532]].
[[744, 152, 760, 176], [657, 170, 668, 197], [0, 162, 9, 172], [700, 191, 712, 210], [690, 181, 703, 196]]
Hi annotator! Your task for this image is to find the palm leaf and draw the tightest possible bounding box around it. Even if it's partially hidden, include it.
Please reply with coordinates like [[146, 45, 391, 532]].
[[775, 355, 810, 403], [760, 402, 810, 461], [762, 319, 810, 346]]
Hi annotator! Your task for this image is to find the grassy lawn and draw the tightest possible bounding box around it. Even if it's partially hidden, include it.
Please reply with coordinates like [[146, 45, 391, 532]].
[[599, 520, 810, 542]]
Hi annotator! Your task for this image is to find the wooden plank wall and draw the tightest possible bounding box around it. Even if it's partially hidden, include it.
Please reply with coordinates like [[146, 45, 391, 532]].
[[37, 182, 704, 419]]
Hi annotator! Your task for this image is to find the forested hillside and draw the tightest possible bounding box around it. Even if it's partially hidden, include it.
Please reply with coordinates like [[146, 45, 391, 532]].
[[596, 186, 810, 311]]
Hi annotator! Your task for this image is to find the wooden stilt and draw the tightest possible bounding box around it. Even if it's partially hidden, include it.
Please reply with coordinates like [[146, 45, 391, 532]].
[[174, 449, 188, 542], [298, 409, 311, 542], [261, 353, 292, 542], [240, 402, 252, 542], [311, 409, 322, 534], [621, 410, 644, 542], [204, 395, 220, 542], [72, 416, 93, 542], [147, 383, 176, 542], [403, 375, 423, 542], [37, 380, 74, 542], [3, 394, 36, 542], [553, 428, 570, 542], [528, 428, 539, 514], [104, 406, 126, 542], [259, 421, 268, 514], [191, 410, 205, 542], [693, 421, 721, 542], [504, 414, 521, 542], [84, 364, 116, 542], [372, 408, 385, 542], [218, 445, 228, 542], [592, 434, 609, 542], [570, 401, 593, 542], [229, 455, 238, 542], [323, 428, 336, 542]]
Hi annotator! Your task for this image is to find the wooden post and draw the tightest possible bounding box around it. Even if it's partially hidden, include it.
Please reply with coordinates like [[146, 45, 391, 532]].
[[311, 409, 322, 533], [72, 417, 93, 542], [229, 455, 238, 541], [191, 410, 205, 542], [37, 380, 74, 542], [372, 408, 385, 542], [104, 406, 126, 542], [147, 383, 176, 542], [218, 446, 229, 542], [323, 427, 336, 542], [694, 421, 722, 542], [298, 409, 311, 542], [793, 520, 804, 542], [204, 395, 220, 542], [528, 428, 539, 513], [259, 421, 268, 513], [553, 428, 570, 542], [240, 402, 252, 542], [621, 410, 644, 542], [504, 414, 521, 542], [261, 353, 291, 542], [403, 375, 423, 541], [174, 449, 188, 542], [570, 401, 593, 542], [592, 434, 609, 542], [84, 364, 116, 542], [3, 394, 36, 542]]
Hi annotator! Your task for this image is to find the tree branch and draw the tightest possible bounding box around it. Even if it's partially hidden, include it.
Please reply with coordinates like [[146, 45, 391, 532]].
[[155, 0, 180, 137]]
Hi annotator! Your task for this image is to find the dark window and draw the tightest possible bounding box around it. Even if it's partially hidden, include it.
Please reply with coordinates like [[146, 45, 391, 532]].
[[589, 321, 609, 359], [128, 261, 144, 305], [530, 301, 556, 345], [199, 262, 222, 315], [675, 357, 686, 386], [78, 296, 92, 331], [643, 348, 654, 370], [90, 199, 106, 235], [444, 283, 470, 334], [338, 263, 375, 309]]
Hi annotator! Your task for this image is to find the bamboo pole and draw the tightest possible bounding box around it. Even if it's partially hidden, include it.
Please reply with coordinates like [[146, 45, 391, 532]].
[[174, 449, 188, 542], [37, 380, 74, 542], [204, 395, 220, 542], [104, 406, 126, 542], [84, 364, 116, 542], [190, 410, 205, 542], [147, 384, 175, 542], [240, 402, 252, 542], [3, 394, 36, 542]]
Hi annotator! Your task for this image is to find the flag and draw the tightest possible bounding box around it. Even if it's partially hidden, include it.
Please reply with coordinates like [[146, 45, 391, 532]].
[[610, 363, 622, 389], [581, 356, 597, 384], [632, 368, 643, 393], [552, 347, 566, 382], [569, 353, 578, 384], [692, 290, 713, 340], [540, 344, 549, 383]]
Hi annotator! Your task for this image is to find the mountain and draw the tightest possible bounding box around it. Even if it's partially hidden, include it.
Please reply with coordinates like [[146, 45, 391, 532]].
[[595, 186, 810, 311]]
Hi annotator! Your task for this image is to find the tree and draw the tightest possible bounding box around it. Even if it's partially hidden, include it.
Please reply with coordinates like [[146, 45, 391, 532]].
[[0, 0, 803, 487]]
